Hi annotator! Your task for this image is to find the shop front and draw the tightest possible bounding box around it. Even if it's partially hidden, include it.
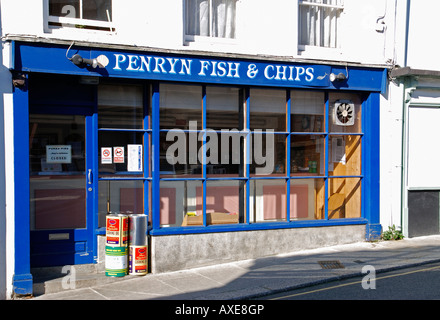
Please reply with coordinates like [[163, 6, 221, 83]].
[[9, 39, 385, 294]]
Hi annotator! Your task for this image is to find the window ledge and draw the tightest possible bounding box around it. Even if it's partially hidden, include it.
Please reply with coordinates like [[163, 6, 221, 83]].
[[148, 218, 368, 236], [298, 45, 343, 61], [184, 35, 237, 47]]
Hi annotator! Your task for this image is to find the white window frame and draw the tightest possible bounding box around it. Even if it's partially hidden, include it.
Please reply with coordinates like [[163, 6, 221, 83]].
[[298, 0, 344, 51], [44, 0, 115, 33], [184, 0, 237, 44]]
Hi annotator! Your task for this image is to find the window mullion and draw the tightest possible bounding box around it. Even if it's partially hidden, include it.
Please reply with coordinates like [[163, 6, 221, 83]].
[[324, 92, 329, 220], [79, 0, 83, 20], [202, 85, 207, 226], [209, 0, 213, 37]]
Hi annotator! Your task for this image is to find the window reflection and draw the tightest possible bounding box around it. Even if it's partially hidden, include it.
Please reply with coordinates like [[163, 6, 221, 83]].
[[98, 84, 144, 129]]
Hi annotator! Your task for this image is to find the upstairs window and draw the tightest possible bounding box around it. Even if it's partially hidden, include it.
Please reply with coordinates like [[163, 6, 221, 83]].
[[47, 0, 113, 31], [185, 0, 237, 40], [299, 0, 343, 49]]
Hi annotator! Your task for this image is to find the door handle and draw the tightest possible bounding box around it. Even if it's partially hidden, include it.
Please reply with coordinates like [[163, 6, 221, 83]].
[[88, 169, 93, 185]]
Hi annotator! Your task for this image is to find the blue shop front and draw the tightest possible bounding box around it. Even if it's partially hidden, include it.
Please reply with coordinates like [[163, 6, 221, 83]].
[[9, 39, 385, 295]]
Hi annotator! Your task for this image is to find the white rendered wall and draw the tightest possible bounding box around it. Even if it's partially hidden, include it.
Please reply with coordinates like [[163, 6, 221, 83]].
[[405, 1, 440, 71], [1, 0, 395, 66]]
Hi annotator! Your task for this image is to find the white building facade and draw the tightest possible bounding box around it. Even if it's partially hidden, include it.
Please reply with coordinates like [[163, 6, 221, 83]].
[[0, 0, 402, 299], [387, 1, 440, 238]]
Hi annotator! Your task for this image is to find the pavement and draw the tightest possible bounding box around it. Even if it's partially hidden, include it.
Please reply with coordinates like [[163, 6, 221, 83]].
[[29, 235, 440, 301]]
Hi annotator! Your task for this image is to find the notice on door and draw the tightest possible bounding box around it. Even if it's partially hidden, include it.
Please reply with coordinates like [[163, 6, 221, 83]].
[[128, 144, 143, 172], [46, 145, 72, 164], [101, 147, 112, 164], [113, 146, 125, 163]]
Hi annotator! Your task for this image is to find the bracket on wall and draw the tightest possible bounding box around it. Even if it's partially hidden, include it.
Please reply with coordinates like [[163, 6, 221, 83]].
[[12, 73, 27, 88]]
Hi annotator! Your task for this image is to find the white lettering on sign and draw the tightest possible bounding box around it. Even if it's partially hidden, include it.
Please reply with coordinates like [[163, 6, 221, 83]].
[[115, 54, 193, 76], [263, 65, 314, 82], [111, 54, 323, 85], [46, 145, 72, 164]]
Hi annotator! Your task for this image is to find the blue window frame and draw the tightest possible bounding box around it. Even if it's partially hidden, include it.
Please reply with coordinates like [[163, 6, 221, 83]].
[[96, 81, 152, 234], [150, 84, 373, 236]]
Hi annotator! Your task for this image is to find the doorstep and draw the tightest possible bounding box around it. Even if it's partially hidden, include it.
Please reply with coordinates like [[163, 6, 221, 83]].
[[31, 265, 128, 296]]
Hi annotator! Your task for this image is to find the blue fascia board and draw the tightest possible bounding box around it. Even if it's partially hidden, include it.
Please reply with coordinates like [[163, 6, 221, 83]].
[[12, 41, 386, 93]]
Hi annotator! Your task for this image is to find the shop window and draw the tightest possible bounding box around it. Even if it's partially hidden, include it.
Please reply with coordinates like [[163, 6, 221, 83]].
[[206, 86, 241, 130], [291, 134, 325, 176], [185, 0, 237, 42], [97, 82, 150, 227], [203, 180, 242, 225], [98, 84, 144, 129], [327, 178, 361, 219], [98, 131, 145, 177], [158, 85, 364, 228], [250, 179, 287, 222], [159, 131, 203, 177], [160, 84, 202, 130], [98, 180, 145, 226], [250, 89, 286, 132], [46, 0, 114, 32], [299, 0, 343, 49], [291, 90, 325, 133], [328, 135, 361, 176], [160, 180, 203, 227]]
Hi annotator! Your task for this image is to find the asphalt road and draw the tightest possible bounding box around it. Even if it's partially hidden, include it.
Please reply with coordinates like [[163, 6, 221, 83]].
[[257, 262, 440, 300]]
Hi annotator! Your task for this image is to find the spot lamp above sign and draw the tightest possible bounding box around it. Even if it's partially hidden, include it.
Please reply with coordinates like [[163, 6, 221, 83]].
[[66, 41, 109, 69], [70, 53, 99, 68], [329, 72, 347, 82]]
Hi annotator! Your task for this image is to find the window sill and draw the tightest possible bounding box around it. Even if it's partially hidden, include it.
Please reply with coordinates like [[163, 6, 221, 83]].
[[184, 35, 237, 47], [298, 45, 343, 62], [148, 217, 368, 236]]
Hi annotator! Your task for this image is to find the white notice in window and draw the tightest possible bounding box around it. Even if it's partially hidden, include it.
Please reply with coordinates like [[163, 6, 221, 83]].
[[46, 145, 72, 164], [128, 144, 143, 172]]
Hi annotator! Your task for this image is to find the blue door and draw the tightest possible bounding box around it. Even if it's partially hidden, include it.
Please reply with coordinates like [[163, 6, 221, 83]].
[[29, 110, 96, 267]]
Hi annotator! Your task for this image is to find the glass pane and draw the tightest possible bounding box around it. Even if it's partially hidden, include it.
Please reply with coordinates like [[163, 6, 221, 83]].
[[328, 135, 361, 176], [250, 179, 287, 222], [212, 0, 236, 38], [290, 178, 325, 220], [329, 93, 362, 133], [204, 180, 242, 225], [186, 0, 210, 36], [206, 132, 244, 177], [250, 133, 285, 176], [49, 0, 80, 18], [250, 88, 286, 132], [160, 84, 202, 130], [160, 180, 203, 227], [98, 84, 144, 129], [206, 86, 241, 130], [83, 0, 112, 21], [99, 131, 144, 177], [98, 180, 143, 228], [160, 131, 202, 177], [291, 135, 325, 176], [291, 90, 325, 133], [30, 114, 86, 230], [328, 177, 361, 219]]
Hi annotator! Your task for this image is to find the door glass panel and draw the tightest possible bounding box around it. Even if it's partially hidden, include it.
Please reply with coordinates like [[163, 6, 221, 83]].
[[30, 114, 86, 230]]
